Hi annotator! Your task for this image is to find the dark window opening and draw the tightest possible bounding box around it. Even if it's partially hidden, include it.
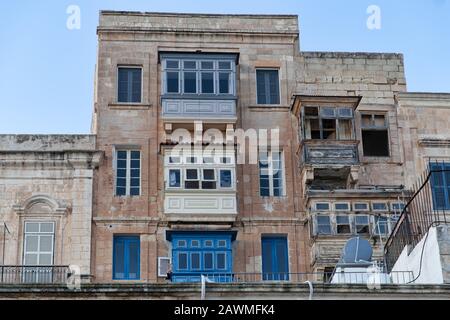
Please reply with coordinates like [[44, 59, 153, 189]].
[[362, 130, 389, 157]]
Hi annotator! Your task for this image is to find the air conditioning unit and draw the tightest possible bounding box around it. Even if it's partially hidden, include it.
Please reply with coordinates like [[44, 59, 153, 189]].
[[158, 257, 171, 277]]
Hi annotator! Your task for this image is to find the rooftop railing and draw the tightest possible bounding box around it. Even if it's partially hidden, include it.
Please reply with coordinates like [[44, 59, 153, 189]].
[[384, 163, 450, 272]]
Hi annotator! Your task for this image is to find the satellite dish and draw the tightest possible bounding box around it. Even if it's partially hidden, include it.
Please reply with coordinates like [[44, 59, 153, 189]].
[[340, 237, 373, 264]]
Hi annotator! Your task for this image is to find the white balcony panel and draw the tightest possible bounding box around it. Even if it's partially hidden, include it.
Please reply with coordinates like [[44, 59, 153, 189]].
[[164, 193, 237, 214], [162, 99, 236, 120]]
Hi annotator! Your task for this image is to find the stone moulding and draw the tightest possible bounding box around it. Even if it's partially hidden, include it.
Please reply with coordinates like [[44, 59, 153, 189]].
[[12, 194, 71, 216]]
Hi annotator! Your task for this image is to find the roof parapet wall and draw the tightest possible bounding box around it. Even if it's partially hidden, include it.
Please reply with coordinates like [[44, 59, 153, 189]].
[[0, 135, 96, 152], [98, 11, 299, 35]]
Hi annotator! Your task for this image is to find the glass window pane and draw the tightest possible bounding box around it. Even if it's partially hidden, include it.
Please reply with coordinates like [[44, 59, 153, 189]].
[[219, 61, 232, 69], [39, 254, 52, 265], [169, 169, 181, 188], [131, 151, 140, 159], [204, 253, 213, 269], [219, 72, 230, 94], [25, 235, 39, 252], [184, 72, 197, 93], [201, 72, 214, 93], [216, 253, 226, 269], [184, 61, 196, 69], [201, 61, 214, 69], [24, 253, 38, 265], [178, 253, 188, 270], [116, 187, 126, 196], [167, 72, 179, 93], [202, 181, 216, 189], [130, 187, 140, 196], [220, 170, 232, 188], [185, 181, 200, 189], [203, 169, 215, 180], [166, 60, 179, 69], [116, 177, 126, 187], [186, 169, 198, 180], [191, 253, 200, 270], [39, 236, 53, 252], [117, 151, 127, 160], [130, 178, 140, 187], [25, 223, 39, 233], [40, 223, 54, 233]]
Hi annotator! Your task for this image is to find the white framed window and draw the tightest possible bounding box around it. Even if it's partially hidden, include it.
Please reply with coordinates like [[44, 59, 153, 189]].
[[336, 216, 351, 234], [334, 202, 350, 211], [354, 215, 370, 234], [353, 202, 370, 212], [391, 202, 405, 212], [23, 221, 55, 266], [161, 54, 236, 96], [314, 202, 330, 211], [115, 149, 141, 196], [164, 151, 235, 191], [315, 215, 332, 235], [259, 150, 285, 197], [372, 202, 388, 212], [373, 215, 390, 235]]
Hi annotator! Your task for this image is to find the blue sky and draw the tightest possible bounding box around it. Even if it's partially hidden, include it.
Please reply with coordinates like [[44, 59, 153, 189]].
[[0, 0, 449, 134]]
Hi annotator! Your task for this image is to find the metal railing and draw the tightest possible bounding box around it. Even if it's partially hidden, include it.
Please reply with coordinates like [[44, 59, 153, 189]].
[[384, 164, 450, 272], [0, 265, 70, 284], [172, 271, 414, 284]]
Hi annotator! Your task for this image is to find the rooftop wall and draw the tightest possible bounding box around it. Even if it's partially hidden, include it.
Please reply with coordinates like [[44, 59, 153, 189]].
[[0, 135, 96, 152], [98, 11, 299, 34]]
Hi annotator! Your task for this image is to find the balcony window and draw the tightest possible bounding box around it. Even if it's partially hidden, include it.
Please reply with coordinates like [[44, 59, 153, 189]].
[[334, 202, 350, 211], [361, 113, 390, 157], [161, 54, 236, 96], [303, 106, 354, 140], [372, 202, 388, 211], [316, 215, 332, 235], [374, 216, 389, 235], [353, 202, 369, 211], [336, 216, 351, 234], [354, 215, 370, 234], [165, 153, 235, 191], [259, 150, 284, 197]]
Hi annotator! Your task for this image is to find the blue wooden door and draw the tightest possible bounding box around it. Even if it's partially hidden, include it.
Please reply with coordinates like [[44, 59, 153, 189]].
[[261, 237, 289, 281], [113, 236, 140, 280]]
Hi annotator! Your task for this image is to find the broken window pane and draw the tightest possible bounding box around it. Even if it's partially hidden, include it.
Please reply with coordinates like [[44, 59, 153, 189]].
[[322, 119, 336, 139], [362, 130, 389, 156], [338, 119, 353, 140]]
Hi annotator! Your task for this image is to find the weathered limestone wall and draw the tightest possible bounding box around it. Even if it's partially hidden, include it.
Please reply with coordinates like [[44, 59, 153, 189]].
[[0, 135, 101, 278], [297, 52, 407, 188], [396, 92, 450, 188]]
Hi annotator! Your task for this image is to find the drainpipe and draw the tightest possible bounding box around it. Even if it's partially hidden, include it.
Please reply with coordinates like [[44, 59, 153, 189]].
[[304, 280, 313, 300]]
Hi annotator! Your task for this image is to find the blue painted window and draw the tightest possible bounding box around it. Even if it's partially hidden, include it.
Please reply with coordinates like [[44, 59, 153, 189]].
[[113, 236, 140, 280], [261, 236, 289, 281], [430, 162, 450, 210], [118, 67, 142, 103], [169, 232, 233, 283], [256, 70, 280, 105]]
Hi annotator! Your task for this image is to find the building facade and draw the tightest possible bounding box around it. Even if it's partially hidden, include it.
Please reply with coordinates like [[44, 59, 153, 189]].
[[1, 11, 450, 293]]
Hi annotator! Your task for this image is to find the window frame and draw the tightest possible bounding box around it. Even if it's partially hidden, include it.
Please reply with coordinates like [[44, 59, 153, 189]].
[[336, 215, 352, 234], [117, 66, 143, 104], [302, 106, 355, 140], [114, 149, 141, 197], [165, 152, 235, 191], [161, 56, 236, 97], [259, 150, 285, 197], [23, 221, 55, 266], [112, 235, 141, 280], [430, 162, 450, 210], [361, 112, 390, 157], [255, 68, 281, 105], [354, 215, 370, 234], [315, 215, 333, 235]]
